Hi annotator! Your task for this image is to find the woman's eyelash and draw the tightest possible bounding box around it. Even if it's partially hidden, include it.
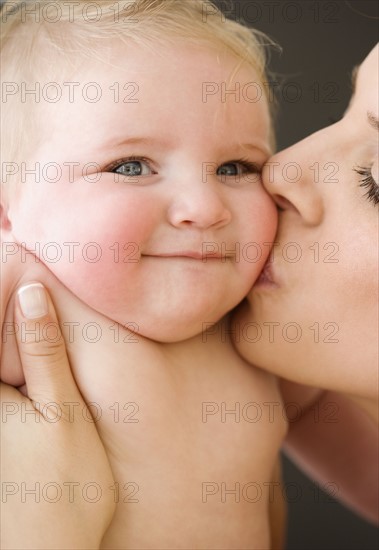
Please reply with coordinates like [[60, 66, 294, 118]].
[[354, 166, 379, 206]]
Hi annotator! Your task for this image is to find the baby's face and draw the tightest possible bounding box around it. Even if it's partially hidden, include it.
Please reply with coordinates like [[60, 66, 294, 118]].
[[9, 41, 277, 341]]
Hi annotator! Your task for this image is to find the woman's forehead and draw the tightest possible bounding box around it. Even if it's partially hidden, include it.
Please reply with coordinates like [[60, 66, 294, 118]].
[[356, 44, 378, 90], [348, 45, 378, 117]]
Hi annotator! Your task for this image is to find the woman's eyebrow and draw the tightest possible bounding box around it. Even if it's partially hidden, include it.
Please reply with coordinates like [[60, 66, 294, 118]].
[[367, 111, 379, 132], [348, 67, 378, 131]]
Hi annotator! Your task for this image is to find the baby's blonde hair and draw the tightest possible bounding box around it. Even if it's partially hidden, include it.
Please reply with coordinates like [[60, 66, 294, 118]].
[[0, 0, 275, 203]]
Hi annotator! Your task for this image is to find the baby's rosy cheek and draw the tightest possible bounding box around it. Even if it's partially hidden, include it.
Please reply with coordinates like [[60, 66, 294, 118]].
[[247, 199, 277, 254], [51, 251, 134, 312], [66, 207, 145, 264]]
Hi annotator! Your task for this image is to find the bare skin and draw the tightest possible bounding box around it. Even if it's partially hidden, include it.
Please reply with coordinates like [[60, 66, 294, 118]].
[[1, 244, 287, 549], [0, 280, 116, 550], [1, 38, 288, 548], [234, 45, 379, 524]]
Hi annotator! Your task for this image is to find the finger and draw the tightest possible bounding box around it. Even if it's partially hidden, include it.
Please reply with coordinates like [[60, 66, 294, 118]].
[[14, 282, 84, 413]]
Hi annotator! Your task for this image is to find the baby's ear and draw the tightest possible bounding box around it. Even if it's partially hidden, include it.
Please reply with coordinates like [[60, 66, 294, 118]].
[[0, 201, 12, 231]]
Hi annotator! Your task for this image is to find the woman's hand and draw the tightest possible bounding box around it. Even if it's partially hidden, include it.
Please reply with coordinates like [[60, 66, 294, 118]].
[[1, 282, 116, 549]]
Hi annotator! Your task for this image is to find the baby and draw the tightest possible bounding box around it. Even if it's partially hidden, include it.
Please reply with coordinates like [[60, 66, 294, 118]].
[[0, 1, 287, 548]]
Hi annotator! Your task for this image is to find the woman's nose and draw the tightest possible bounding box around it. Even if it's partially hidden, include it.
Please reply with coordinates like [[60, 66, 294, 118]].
[[167, 179, 232, 230], [263, 136, 325, 226]]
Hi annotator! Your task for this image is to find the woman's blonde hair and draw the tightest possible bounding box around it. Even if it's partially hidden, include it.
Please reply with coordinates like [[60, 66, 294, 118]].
[[1, 0, 275, 201]]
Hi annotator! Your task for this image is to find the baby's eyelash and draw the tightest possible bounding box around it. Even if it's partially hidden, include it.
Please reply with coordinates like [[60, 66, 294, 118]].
[[234, 158, 262, 173], [106, 156, 155, 173], [219, 158, 261, 175], [353, 166, 379, 206], [105, 157, 261, 175]]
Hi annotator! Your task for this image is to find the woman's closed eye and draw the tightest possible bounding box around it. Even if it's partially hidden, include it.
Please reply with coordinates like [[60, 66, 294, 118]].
[[354, 165, 379, 206]]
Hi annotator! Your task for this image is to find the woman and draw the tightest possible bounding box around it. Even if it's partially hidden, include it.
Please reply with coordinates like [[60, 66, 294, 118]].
[[234, 43, 379, 523], [236, 43, 378, 417], [2, 45, 378, 548]]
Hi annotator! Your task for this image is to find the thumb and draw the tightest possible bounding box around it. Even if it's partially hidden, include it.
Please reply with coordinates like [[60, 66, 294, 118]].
[[15, 282, 83, 412]]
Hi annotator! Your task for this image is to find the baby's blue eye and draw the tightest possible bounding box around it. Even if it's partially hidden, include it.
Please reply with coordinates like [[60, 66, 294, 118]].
[[217, 160, 260, 177], [218, 163, 240, 177], [113, 159, 153, 176]]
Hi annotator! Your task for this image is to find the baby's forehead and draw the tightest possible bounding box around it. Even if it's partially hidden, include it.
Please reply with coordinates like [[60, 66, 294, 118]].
[[47, 41, 264, 120], [66, 39, 256, 84], [32, 40, 270, 163]]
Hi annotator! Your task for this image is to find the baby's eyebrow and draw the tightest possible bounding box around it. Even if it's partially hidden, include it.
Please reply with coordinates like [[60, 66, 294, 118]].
[[102, 136, 270, 158], [108, 136, 160, 147], [98, 135, 172, 155], [238, 142, 271, 157]]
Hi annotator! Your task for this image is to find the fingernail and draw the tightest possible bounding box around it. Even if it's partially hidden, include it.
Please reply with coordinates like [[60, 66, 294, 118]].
[[17, 283, 48, 319]]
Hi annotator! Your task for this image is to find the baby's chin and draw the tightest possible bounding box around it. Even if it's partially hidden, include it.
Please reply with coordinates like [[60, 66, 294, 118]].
[[56, 267, 252, 344], [107, 309, 228, 344]]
